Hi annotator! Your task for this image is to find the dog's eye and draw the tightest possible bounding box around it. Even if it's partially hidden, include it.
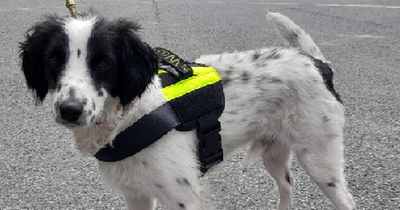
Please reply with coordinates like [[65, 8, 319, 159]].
[[97, 60, 111, 69], [47, 56, 59, 65]]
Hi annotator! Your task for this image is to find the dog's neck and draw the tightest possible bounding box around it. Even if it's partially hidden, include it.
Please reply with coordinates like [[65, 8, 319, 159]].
[[70, 76, 166, 156]]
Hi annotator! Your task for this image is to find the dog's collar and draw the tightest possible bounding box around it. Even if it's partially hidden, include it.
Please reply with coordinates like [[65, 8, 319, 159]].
[[94, 48, 225, 174]]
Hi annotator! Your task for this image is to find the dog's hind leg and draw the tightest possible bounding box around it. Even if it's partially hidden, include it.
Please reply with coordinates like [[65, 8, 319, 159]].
[[261, 141, 293, 210], [122, 190, 155, 210], [296, 136, 356, 210]]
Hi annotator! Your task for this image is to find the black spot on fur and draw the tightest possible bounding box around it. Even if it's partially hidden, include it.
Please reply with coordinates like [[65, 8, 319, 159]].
[[77, 49, 81, 58], [288, 32, 299, 44], [178, 203, 185, 209], [156, 183, 163, 189], [69, 88, 76, 99], [261, 138, 276, 147], [242, 72, 250, 83], [327, 182, 336, 187], [142, 161, 147, 167], [98, 89, 104, 97], [285, 172, 291, 185], [255, 61, 268, 69], [270, 77, 282, 83], [323, 116, 330, 122], [90, 115, 95, 122], [312, 58, 342, 103], [227, 110, 238, 115], [222, 76, 232, 86], [230, 65, 239, 71], [267, 109, 277, 114], [266, 49, 280, 59], [272, 98, 284, 108], [177, 177, 190, 186], [327, 134, 339, 139], [88, 110, 92, 115], [92, 101, 96, 111], [253, 51, 260, 60], [56, 84, 61, 92], [54, 101, 60, 110]]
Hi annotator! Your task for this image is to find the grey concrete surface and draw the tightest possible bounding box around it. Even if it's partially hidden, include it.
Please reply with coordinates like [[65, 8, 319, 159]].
[[1, 0, 399, 209]]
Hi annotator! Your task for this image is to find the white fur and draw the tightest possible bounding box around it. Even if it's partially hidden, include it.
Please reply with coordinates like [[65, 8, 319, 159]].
[[57, 12, 356, 210], [54, 16, 109, 126]]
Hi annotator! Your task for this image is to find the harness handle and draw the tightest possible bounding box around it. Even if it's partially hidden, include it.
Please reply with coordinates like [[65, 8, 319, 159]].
[[154, 47, 193, 78]]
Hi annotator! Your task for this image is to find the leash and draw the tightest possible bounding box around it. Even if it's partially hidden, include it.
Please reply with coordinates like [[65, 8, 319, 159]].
[[66, 0, 77, 16]]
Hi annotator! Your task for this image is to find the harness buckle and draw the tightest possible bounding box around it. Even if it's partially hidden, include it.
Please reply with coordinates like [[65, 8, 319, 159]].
[[197, 113, 223, 173]]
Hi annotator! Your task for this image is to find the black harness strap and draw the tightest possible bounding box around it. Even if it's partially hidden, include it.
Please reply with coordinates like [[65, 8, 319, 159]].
[[94, 103, 180, 162], [197, 112, 223, 173], [94, 101, 223, 173]]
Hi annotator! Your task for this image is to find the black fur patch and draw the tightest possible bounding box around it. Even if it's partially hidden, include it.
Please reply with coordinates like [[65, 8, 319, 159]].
[[312, 58, 342, 103], [265, 48, 280, 59], [253, 51, 260, 60], [327, 182, 336, 187], [221, 76, 232, 86], [285, 172, 291, 185], [177, 177, 190, 186], [87, 18, 159, 107], [77, 49, 81, 58], [20, 15, 69, 102], [178, 203, 185, 209], [242, 72, 250, 83]]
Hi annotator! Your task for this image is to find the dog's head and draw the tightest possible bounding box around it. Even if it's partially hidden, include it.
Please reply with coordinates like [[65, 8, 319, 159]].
[[20, 14, 158, 128]]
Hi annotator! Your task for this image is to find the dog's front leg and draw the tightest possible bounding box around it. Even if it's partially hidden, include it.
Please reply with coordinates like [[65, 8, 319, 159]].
[[122, 189, 155, 210]]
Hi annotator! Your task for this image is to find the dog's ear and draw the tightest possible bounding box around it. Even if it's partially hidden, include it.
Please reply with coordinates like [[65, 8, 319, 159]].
[[19, 16, 63, 103], [114, 20, 159, 106]]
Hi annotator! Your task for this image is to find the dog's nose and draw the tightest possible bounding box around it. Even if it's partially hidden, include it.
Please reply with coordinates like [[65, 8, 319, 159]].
[[59, 101, 84, 123]]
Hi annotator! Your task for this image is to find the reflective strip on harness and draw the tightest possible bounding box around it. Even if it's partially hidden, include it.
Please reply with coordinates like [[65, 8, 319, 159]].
[[160, 67, 221, 101]]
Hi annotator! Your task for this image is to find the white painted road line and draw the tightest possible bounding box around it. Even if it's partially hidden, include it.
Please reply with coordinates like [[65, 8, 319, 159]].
[[317, 4, 400, 9]]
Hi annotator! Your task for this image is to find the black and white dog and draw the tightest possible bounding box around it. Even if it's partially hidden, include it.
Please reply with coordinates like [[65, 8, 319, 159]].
[[20, 11, 356, 210]]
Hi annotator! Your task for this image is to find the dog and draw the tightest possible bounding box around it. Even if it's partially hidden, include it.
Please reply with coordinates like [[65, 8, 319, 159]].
[[19, 10, 356, 210]]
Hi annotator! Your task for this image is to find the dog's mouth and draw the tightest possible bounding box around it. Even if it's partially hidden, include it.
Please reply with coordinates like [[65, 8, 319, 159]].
[[55, 117, 86, 128], [56, 110, 108, 129]]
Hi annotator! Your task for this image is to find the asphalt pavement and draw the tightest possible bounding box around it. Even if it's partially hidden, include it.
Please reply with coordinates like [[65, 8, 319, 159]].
[[0, 0, 399, 209]]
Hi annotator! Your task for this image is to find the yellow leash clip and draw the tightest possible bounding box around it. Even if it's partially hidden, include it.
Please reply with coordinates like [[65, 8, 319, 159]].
[[66, 0, 76, 16]]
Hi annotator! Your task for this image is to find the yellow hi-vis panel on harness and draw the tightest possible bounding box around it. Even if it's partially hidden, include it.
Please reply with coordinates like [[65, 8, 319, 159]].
[[159, 66, 222, 101]]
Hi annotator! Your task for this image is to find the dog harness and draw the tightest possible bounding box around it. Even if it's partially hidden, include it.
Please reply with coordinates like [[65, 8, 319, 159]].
[[94, 48, 225, 173]]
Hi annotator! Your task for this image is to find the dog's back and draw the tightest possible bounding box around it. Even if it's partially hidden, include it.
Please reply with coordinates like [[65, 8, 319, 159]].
[[197, 11, 356, 210]]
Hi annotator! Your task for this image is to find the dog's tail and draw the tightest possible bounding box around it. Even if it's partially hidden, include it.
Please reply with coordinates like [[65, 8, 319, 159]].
[[267, 10, 326, 61]]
